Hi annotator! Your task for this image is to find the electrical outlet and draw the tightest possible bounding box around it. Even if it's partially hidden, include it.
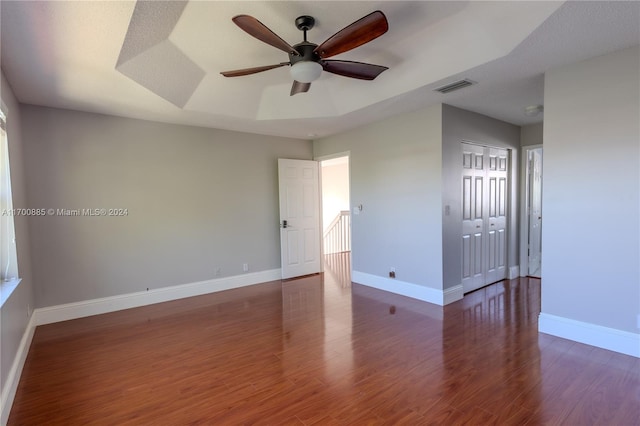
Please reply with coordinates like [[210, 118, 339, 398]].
[[389, 267, 396, 279], [243, 263, 249, 272], [215, 268, 221, 277]]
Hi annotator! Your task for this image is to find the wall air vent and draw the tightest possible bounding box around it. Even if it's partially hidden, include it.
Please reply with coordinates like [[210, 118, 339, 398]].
[[434, 79, 476, 94]]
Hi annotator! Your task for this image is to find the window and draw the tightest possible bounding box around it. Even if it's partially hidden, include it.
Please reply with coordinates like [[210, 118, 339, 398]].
[[0, 108, 20, 306]]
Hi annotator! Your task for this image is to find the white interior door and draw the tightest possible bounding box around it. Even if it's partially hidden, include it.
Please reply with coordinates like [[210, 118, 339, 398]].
[[461, 144, 486, 291], [278, 159, 321, 279], [485, 148, 509, 284], [528, 148, 543, 277], [461, 143, 509, 293]]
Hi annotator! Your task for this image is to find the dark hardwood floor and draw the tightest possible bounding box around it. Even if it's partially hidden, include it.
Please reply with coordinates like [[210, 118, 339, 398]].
[[9, 253, 640, 425]]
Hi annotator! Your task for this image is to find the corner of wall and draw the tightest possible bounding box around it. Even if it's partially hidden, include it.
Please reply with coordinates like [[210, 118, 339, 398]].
[[1, 68, 38, 425]]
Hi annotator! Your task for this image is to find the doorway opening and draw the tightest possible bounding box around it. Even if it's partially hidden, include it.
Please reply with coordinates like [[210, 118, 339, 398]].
[[320, 155, 351, 287], [522, 146, 543, 278]]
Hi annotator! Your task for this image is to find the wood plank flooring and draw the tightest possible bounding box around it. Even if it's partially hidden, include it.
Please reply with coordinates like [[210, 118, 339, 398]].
[[9, 255, 640, 425]]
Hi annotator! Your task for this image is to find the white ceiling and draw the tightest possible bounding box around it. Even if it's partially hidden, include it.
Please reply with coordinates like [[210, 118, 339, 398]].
[[1, 1, 639, 140]]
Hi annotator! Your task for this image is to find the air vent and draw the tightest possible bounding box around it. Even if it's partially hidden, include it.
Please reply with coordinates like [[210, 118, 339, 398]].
[[434, 79, 476, 94]]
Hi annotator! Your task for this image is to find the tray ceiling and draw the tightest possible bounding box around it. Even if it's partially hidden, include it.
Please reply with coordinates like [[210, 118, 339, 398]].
[[1, 1, 638, 139]]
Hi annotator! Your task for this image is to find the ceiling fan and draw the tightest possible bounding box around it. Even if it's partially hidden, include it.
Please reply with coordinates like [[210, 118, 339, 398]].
[[220, 11, 389, 96]]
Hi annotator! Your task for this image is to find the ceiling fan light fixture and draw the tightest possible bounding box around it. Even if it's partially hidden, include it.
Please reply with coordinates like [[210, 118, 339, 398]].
[[290, 61, 323, 83]]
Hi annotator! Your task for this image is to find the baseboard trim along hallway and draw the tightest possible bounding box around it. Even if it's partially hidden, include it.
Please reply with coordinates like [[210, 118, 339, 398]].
[[351, 270, 463, 306]]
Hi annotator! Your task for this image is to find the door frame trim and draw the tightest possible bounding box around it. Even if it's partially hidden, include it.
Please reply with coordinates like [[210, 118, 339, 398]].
[[519, 144, 543, 277], [314, 151, 351, 273]]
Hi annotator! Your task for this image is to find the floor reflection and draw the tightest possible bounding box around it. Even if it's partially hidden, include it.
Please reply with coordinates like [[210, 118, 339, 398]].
[[323, 251, 351, 289], [281, 253, 355, 387], [277, 269, 638, 423], [14, 265, 639, 424], [439, 278, 543, 422], [279, 259, 547, 422]]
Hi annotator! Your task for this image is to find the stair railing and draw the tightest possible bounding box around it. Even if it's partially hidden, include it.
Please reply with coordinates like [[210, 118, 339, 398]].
[[323, 210, 350, 255]]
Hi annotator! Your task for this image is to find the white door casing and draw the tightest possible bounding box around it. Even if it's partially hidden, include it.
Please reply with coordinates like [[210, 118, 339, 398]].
[[461, 143, 509, 293], [278, 159, 321, 279]]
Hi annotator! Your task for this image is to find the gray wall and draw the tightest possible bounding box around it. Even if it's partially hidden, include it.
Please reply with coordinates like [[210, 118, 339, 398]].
[[521, 122, 543, 147], [1, 70, 35, 406], [441, 105, 521, 289], [542, 45, 639, 333], [21, 106, 312, 308], [314, 105, 444, 290]]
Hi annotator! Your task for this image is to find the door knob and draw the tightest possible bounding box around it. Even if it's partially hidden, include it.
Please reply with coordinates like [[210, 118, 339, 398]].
[[281, 220, 288, 229]]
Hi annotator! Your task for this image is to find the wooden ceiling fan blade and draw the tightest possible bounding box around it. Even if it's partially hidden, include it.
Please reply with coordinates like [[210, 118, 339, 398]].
[[232, 15, 298, 55], [220, 63, 288, 77], [314, 11, 388, 59], [290, 81, 311, 96], [322, 60, 388, 80]]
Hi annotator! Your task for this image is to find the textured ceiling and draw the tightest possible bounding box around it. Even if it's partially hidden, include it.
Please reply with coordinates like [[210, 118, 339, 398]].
[[1, 1, 639, 140]]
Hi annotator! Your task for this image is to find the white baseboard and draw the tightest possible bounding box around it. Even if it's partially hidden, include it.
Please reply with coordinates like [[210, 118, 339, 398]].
[[539, 313, 640, 358], [443, 284, 464, 305], [1, 313, 36, 425], [519, 265, 527, 277], [508, 266, 520, 279], [351, 271, 462, 306], [35, 269, 282, 326]]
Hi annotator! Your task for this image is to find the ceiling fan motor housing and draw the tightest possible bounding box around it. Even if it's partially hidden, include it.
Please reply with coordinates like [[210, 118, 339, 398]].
[[289, 42, 321, 65]]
